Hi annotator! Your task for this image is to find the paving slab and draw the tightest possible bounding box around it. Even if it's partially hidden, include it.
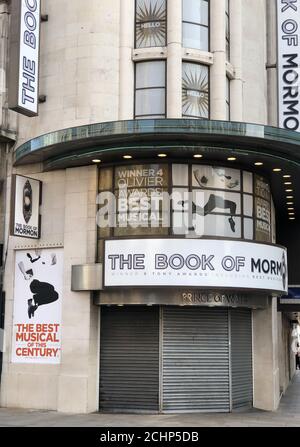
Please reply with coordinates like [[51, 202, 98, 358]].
[[1, 373, 300, 427]]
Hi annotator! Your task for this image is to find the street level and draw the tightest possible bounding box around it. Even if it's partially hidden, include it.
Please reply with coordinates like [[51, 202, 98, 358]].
[[0, 372, 300, 427]]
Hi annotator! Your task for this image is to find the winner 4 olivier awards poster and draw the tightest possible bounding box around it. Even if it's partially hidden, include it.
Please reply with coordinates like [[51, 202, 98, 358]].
[[12, 248, 63, 364]]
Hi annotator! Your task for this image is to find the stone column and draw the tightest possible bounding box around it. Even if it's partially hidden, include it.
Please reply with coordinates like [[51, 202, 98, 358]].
[[119, 0, 134, 120], [229, 0, 243, 122], [253, 297, 280, 411], [210, 0, 227, 120], [167, 0, 182, 118], [57, 166, 99, 413]]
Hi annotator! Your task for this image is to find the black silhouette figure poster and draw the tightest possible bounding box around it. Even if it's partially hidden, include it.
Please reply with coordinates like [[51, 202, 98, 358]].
[[191, 166, 241, 238], [12, 249, 63, 364]]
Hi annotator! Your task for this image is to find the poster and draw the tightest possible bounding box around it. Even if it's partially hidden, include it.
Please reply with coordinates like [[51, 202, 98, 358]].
[[255, 175, 271, 242], [12, 248, 63, 364], [11, 174, 41, 239], [114, 164, 168, 228]]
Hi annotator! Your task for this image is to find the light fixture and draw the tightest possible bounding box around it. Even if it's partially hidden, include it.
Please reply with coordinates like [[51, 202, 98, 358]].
[[290, 217, 296, 221], [288, 208, 295, 211], [227, 157, 236, 161], [123, 155, 132, 159], [283, 175, 291, 179], [193, 154, 203, 159], [273, 168, 282, 172], [287, 196, 294, 200], [286, 189, 293, 193], [289, 212, 295, 216], [92, 159, 101, 163], [158, 153, 167, 158], [255, 162, 263, 166], [284, 182, 292, 186], [287, 202, 294, 206]]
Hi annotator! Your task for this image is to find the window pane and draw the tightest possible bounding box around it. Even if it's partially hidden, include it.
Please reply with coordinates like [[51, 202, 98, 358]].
[[182, 0, 208, 26], [182, 23, 209, 51], [136, 0, 166, 48], [244, 218, 254, 240], [136, 61, 165, 88], [192, 165, 240, 191], [192, 190, 241, 215], [191, 214, 242, 238], [243, 171, 253, 193], [182, 63, 209, 118], [135, 88, 165, 116], [243, 195, 253, 217], [98, 167, 113, 191], [172, 164, 189, 186]]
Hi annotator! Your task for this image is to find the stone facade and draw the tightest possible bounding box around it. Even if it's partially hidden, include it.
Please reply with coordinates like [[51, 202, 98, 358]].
[[0, 0, 296, 414]]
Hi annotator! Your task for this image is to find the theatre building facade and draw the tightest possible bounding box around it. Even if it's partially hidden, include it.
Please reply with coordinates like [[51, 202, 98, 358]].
[[0, 0, 300, 413]]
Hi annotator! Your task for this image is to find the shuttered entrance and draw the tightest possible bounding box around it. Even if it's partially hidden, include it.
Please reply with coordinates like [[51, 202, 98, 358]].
[[99, 306, 253, 413], [162, 307, 230, 412], [231, 309, 253, 410], [99, 306, 159, 412]]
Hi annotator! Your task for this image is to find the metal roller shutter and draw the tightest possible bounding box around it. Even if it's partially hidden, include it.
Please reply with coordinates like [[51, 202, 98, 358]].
[[162, 307, 230, 413], [230, 309, 253, 410], [99, 306, 159, 412]]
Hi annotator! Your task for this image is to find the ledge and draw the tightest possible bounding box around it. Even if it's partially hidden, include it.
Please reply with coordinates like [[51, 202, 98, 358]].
[[13, 119, 300, 170], [0, 127, 17, 143]]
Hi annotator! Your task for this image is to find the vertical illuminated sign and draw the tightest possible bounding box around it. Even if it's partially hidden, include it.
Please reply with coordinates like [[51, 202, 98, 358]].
[[277, 0, 300, 131], [8, 0, 41, 117]]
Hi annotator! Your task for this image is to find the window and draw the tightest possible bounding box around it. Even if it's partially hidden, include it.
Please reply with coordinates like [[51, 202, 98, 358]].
[[182, 0, 209, 51], [225, 0, 230, 60], [135, 61, 166, 119], [226, 76, 230, 120], [96, 164, 273, 247], [182, 62, 209, 118], [135, 0, 167, 48]]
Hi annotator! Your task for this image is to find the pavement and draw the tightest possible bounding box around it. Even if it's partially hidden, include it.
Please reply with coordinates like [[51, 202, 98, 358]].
[[1, 372, 300, 427]]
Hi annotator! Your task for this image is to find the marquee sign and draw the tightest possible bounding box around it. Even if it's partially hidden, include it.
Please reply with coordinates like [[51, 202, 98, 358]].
[[104, 239, 288, 294], [8, 0, 41, 117], [277, 0, 300, 131]]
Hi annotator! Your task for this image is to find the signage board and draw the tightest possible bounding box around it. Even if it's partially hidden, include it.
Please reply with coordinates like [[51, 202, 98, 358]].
[[11, 174, 42, 239], [96, 290, 268, 309], [277, 0, 300, 131], [104, 239, 288, 294], [12, 248, 63, 364], [8, 0, 41, 117]]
